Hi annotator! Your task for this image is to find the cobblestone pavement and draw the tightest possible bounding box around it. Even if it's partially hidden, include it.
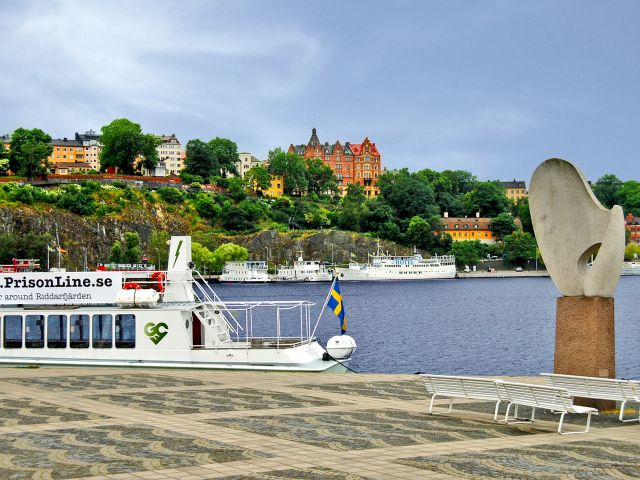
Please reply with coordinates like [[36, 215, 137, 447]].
[[0, 368, 638, 479]]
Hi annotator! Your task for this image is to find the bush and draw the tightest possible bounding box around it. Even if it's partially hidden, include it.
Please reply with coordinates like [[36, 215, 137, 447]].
[[194, 193, 222, 219], [80, 180, 101, 193], [56, 188, 96, 215], [157, 187, 183, 204], [111, 180, 128, 189]]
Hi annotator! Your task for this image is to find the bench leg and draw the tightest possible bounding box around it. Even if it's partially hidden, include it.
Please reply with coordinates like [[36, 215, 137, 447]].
[[493, 400, 502, 422], [428, 395, 453, 415], [504, 403, 535, 424], [558, 411, 595, 435], [619, 401, 640, 423]]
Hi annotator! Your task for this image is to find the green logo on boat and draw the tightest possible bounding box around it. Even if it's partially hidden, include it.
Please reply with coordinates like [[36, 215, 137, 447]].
[[172, 239, 183, 268], [144, 322, 168, 345]]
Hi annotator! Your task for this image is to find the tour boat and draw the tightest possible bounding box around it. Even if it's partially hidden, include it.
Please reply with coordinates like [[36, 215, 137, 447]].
[[219, 260, 270, 282], [274, 256, 333, 282], [334, 247, 456, 281], [0, 237, 355, 372], [621, 261, 640, 276]]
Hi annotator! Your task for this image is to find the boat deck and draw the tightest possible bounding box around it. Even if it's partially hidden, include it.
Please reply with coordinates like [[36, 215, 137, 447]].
[[1, 367, 638, 479]]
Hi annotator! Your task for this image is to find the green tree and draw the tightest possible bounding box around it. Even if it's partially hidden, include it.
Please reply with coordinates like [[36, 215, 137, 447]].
[[8, 128, 53, 178], [503, 230, 537, 267], [211, 243, 249, 272], [625, 243, 640, 261], [122, 232, 142, 264], [268, 148, 308, 195], [406, 216, 433, 249], [331, 184, 370, 232], [463, 181, 509, 217], [0, 143, 9, 174], [616, 181, 640, 215], [306, 157, 338, 195], [377, 169, 439, 219], [157, 187, 183, 204], [148, 230, 170, 269], [184, 139, 219, 180], [99, 118, 159, 174], [490, 212, 518, 240], [516, 197, 533, 234], [108, 241, 123, 263], [194, 193, 222, 219], [208, 138, 239, 177], [245, 164, 271, 193], [0, 233, 52, 265], [593, 174, 623, 209], [227, 176, 247, 201], [449, 240, 483, 269], [192, 242, 216, 271]]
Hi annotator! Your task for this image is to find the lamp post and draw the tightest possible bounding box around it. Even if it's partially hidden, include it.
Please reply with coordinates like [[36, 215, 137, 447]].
[[265, 247, 270, 272], [330, 244, 334, 264]]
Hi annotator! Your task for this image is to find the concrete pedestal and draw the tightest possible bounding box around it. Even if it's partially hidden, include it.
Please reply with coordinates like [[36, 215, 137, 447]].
[[555, 296, 616, 410]]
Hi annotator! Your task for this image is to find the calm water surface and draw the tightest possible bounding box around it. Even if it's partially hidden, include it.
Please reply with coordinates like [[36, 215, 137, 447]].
[[212, 277, 639, 378]]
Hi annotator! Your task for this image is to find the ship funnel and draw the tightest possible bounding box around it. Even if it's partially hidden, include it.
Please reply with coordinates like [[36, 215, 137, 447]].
[[164, 236, 195, 302]]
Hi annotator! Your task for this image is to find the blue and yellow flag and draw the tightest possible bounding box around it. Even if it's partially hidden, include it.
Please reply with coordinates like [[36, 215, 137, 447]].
[[326, 278, 347, 334]]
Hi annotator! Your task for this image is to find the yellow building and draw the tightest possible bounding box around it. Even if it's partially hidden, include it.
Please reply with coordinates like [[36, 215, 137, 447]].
[[501, 180, 527, 201], [264, 175, 284, 197], [47, 138, 84, 166], [440, 213, 497, 244]]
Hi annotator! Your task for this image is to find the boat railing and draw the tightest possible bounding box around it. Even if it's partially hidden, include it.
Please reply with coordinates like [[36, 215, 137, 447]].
[[191, 270, 244, 335]]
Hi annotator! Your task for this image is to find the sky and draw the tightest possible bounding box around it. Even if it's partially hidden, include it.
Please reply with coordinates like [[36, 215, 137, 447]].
[[1, 0, 639, 182]]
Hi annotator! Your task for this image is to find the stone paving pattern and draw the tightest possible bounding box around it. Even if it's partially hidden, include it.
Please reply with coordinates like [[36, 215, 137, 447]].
[[0, 368, 638, 479]]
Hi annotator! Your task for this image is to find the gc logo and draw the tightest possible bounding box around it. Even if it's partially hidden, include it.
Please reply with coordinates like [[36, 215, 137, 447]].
[[144, 322, 169, 345]]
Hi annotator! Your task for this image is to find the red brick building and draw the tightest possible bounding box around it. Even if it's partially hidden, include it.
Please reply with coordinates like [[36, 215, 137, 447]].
[[289, 128, 382, 196], [626, 212, 640, 244]]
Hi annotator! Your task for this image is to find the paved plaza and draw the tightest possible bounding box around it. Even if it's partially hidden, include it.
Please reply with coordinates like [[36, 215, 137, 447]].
[[0, 367, 638, 479]]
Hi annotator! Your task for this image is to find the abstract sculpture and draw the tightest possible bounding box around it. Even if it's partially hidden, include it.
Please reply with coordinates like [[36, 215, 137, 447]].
[[529, 159, 625, 408]]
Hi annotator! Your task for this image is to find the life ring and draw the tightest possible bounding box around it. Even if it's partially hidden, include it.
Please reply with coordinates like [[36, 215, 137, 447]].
[[150, 271, 165, 293], [123, 282, 141, 290]]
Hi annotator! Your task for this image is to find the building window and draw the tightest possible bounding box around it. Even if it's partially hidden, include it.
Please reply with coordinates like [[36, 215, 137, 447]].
[[474, 224, 478, 229], [455, 224, 459, 229]]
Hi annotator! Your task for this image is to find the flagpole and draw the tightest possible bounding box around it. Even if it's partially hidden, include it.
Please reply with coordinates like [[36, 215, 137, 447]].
[[47, 246, 50, 272], [309, 275, 337, 343]]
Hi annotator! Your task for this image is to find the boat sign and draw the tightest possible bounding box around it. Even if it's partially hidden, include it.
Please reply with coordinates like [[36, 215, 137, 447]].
[[0, 272, 123, 305]]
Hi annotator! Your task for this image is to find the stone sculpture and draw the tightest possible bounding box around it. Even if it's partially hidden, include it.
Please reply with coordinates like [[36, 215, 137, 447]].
[[529, 159, 625, 400], [529, 158, 625, 297]]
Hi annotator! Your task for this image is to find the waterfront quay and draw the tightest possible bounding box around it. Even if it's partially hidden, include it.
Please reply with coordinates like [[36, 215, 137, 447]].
[[1, 367, 639, 479]]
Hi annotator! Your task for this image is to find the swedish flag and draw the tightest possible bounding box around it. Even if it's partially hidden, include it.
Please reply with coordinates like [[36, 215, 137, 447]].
[[326, 278, 347, 334]]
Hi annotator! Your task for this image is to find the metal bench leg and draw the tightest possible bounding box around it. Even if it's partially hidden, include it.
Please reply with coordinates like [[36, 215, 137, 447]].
[[493, 400, 502, 422], [619, 401, 640, 423], [559, 411, 595, 435], [505, 403, 535, 424], [429, 395, 453, 415]]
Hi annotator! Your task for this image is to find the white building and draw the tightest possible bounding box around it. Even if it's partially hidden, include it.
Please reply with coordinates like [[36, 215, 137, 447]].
[[156, 134, 183, 176], [75, 131, 101, 171], [236, 152, 261, 178]]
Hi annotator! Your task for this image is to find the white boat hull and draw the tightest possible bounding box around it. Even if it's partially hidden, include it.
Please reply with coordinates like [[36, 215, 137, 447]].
[[335, 266, 456, 280]]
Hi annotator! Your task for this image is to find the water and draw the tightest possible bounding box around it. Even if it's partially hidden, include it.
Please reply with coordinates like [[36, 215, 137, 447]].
[[212, 277, 640, 378]]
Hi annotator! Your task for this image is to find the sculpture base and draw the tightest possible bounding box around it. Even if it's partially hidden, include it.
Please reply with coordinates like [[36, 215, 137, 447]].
[[555, 296, 616, 411]]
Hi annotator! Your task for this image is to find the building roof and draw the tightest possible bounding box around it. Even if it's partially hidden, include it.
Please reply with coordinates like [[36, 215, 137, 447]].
[[75, 130, 100, 143], [501, 180, 527, 189], [442, 217, 494, 230], [157, 134, 180, 145], [51, 138, 82, 147], [350, 139, 380, 156], [626, 213, 640, 225], [1, 134, 11, 144], [53, 162, 92, 169], [308, 127, 320, 147]]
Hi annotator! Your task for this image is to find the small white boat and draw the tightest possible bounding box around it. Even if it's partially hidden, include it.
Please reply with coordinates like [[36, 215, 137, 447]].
[[622, 261, 640, 276], [274, 256, 333, 282], [0, 237, 355, 372], [335, 247, 456, 281], [219, 260, 270, 283]]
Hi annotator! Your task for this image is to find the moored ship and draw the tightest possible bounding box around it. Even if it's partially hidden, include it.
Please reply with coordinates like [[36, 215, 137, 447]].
[[274, 256, 333, 282], [622, 261, 640, 276], [334, 248, 456, 281], [0, 237, 355, 372], [219, 260, 270, 283]]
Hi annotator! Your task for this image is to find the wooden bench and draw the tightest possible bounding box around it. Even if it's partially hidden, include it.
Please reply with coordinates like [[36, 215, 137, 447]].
[[541, 373, 640, 422], [421, 374, 505, 421], [498, 381, 598, 434]]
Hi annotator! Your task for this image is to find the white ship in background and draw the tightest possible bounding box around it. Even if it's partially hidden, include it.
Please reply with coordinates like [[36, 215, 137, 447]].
[[219, 260, 270, 282], [0, 237, 355, 372], [274, 256, 333, 282], [622, 261, 640, 276], [335, 247, 456, 281]]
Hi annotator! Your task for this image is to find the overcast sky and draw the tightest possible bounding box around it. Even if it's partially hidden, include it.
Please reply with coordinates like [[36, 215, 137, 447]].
[[1, 0, 639, 181]]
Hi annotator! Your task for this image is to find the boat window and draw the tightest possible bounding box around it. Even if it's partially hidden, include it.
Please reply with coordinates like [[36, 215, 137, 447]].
[[3, 315, 22, 349], [70, 314, 90, 348], [25, 315, 45, 348], [115, 314, 135, 348], [47, 315, 67, 348], [92, 314, 113, 348]]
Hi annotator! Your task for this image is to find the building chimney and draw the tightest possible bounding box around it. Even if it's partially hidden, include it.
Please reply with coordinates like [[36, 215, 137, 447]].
[[444, 211, 449, 218], [476, 212, 480, 218]]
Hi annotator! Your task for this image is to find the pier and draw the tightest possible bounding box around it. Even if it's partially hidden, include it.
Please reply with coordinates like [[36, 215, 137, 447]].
[[1, 367, 638, 479]]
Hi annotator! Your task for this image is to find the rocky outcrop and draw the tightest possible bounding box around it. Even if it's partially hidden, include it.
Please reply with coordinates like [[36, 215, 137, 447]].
[[0, 205, 413, 269]]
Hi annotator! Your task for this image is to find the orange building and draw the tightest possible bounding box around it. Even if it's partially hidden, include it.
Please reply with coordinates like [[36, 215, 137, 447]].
[[264, 175, 284, 197], [289, 128, 382, 196], [626, 212, 640, 244], [47, 137, 84, 166], [440, 213, 497, 244]]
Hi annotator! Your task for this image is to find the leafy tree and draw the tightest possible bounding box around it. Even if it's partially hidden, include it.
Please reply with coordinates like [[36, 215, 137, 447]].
[[108, 240, 123, 263], [331, 184, 370, 231], [463, 181, 509, 217], [366, 203, 396, 232], [208, 137, 239, 177], [406, 216, 433, 249], [122, 232, 142, 264], [616, 181, 640, 215], [192, 242, 216, 271], [377, 169, 439, 219], [99, 118, 159, 174], [0, 233, 52, 265], [179, 171, 205, 185], [306, 157, 338, 195], [184, 139, 218, 180], [157, 187, 183, 204], [516, 197, 533, 234], [222, 205, 257, 231], [148, 230, 170, 269], [268, 148, 308, 195], [625, 243, 640, 261], [211, 243, 249, 272], [245, 165, 271, 193], [593, 174, 623, 208], [227, 176, 247, 201], [8, 128, 53, 178], [56, 185, 97, 215], [194, 193, 222, 219], [449, 240, 483, 269], [503, 230, 537, 267], [490, 212, 518, 239], [0, 143, 9, 174]]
